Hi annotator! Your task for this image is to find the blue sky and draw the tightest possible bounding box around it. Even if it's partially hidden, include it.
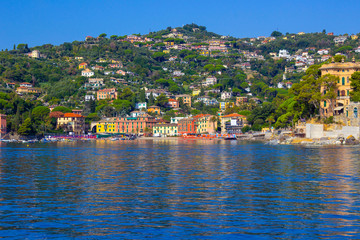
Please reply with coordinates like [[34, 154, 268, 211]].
[[0, 0, 359, 49]]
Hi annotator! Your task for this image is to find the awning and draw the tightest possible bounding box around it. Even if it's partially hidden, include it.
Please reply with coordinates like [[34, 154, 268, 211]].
[[334, 106, 344, 111]]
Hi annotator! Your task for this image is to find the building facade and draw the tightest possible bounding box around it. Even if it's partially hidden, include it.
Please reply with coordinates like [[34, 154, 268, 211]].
[[176, 94, 191, 107], [220, 113, 247, 134], [57, 113, 85, 135], [195, 114, 217, 134], [178, 117, 198, 134], [96, 115, 157, 134], [0, 114, 6, 137], [153, 123, 178, 136], [319, 59, 360, 117], [97, 88, 118, 100]]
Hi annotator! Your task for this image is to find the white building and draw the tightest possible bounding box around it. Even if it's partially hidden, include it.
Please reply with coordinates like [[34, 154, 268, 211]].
[[334, 36, 347, 44], [173, 70, 184, 76], [202, 76, 217, 86], [135, 102, 147, 110], [221, 92, 232, 100], [85, 95, 95, 101], [81, 69, 94, 77], [170, 117, 185, 124], [317, 49, 329, 55], [279, 49, 290, 58]]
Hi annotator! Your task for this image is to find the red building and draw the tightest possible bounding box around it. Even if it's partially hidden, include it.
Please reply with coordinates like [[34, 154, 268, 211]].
[[0, 114, 6, 136], [178, 117, 198, 134]]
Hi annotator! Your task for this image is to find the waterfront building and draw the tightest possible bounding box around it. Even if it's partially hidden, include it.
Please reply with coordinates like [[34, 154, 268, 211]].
[[319, 58, 360, 117], [96, 114, 157, 134], [97, 88, 118, 100], [153, 123, 178, 136], [196, 114, 217, 134], [57, 113, 85, 135], [0, 114, 6, 137], [220, 113, 247, 134], [178, 117, 198, 134], [334, 102, 360, 126]]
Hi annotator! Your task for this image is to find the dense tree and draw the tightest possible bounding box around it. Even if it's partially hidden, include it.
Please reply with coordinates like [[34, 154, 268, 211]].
[[350, 72, 360, 102]]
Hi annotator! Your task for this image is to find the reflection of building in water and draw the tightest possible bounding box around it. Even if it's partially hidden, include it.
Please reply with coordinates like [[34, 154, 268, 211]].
[[317, 147, 358, 234]]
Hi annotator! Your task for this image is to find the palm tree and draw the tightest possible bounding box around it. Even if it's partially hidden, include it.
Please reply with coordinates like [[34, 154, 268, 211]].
[[210, 116, 218, 134]]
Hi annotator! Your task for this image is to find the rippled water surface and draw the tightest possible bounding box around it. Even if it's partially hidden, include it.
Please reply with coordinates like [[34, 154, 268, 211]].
[[0, 139, 360, 239]]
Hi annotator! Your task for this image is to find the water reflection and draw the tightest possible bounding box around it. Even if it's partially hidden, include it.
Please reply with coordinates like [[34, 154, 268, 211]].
[[0, 141, 359, 238]]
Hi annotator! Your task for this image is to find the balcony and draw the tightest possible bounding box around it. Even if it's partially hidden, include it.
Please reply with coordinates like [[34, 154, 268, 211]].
[[337, 96, 350, 100]]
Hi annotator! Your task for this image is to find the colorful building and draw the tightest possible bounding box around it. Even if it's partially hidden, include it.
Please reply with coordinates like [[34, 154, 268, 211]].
[[195, 114, 217, 134], [0, 114, 6, 137], [178, 117, 198, 135], [219, 102, 235, 111], [95, 114, 157, 134], [78, 62, 88, 69], [319, 58, 360, 117], [236, 97, 248, 106], [148, 105, 161, 115], [97, 88, 118, 100], [57, 113, 85, 135], [153, 123, 178, 136]]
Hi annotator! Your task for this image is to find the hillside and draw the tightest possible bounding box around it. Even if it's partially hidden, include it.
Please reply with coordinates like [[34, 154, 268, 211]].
[[1, 24, 360, 136]]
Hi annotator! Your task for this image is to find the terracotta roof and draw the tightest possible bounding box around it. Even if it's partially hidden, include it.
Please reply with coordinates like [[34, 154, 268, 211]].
[[62, 113, 84, 118], [221, 113, 246, 118]]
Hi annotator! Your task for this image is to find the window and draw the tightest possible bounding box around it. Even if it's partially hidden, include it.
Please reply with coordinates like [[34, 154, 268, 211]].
[[337, 90, 340, 97], [324, 101, 327, 107], [342, 77, 345, 85], [347, 77, 350, 83], [354, 108, 358, 118], [347, 90, 350, 96]]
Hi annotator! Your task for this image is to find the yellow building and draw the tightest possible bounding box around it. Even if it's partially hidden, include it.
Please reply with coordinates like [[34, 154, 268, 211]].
[[96, 120, 117, 133], [319, 58, 360, 117], [78, 62, 88, 69], [153, 123, 178, 136], [351, 35, 359, 40], [148, 105, 161, 115], [219, 102, 235, 111], [176, 94, 191, 107], [192, 89, 201, 96], [56, 113, 85, 135], [196, 114, 217, 134]]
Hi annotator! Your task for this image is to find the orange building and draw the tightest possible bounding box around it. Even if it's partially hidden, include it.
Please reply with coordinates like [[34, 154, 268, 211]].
[[167, 99, 179, 108], [148, 106, 161, 115], [97, 88, 118, 100]]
